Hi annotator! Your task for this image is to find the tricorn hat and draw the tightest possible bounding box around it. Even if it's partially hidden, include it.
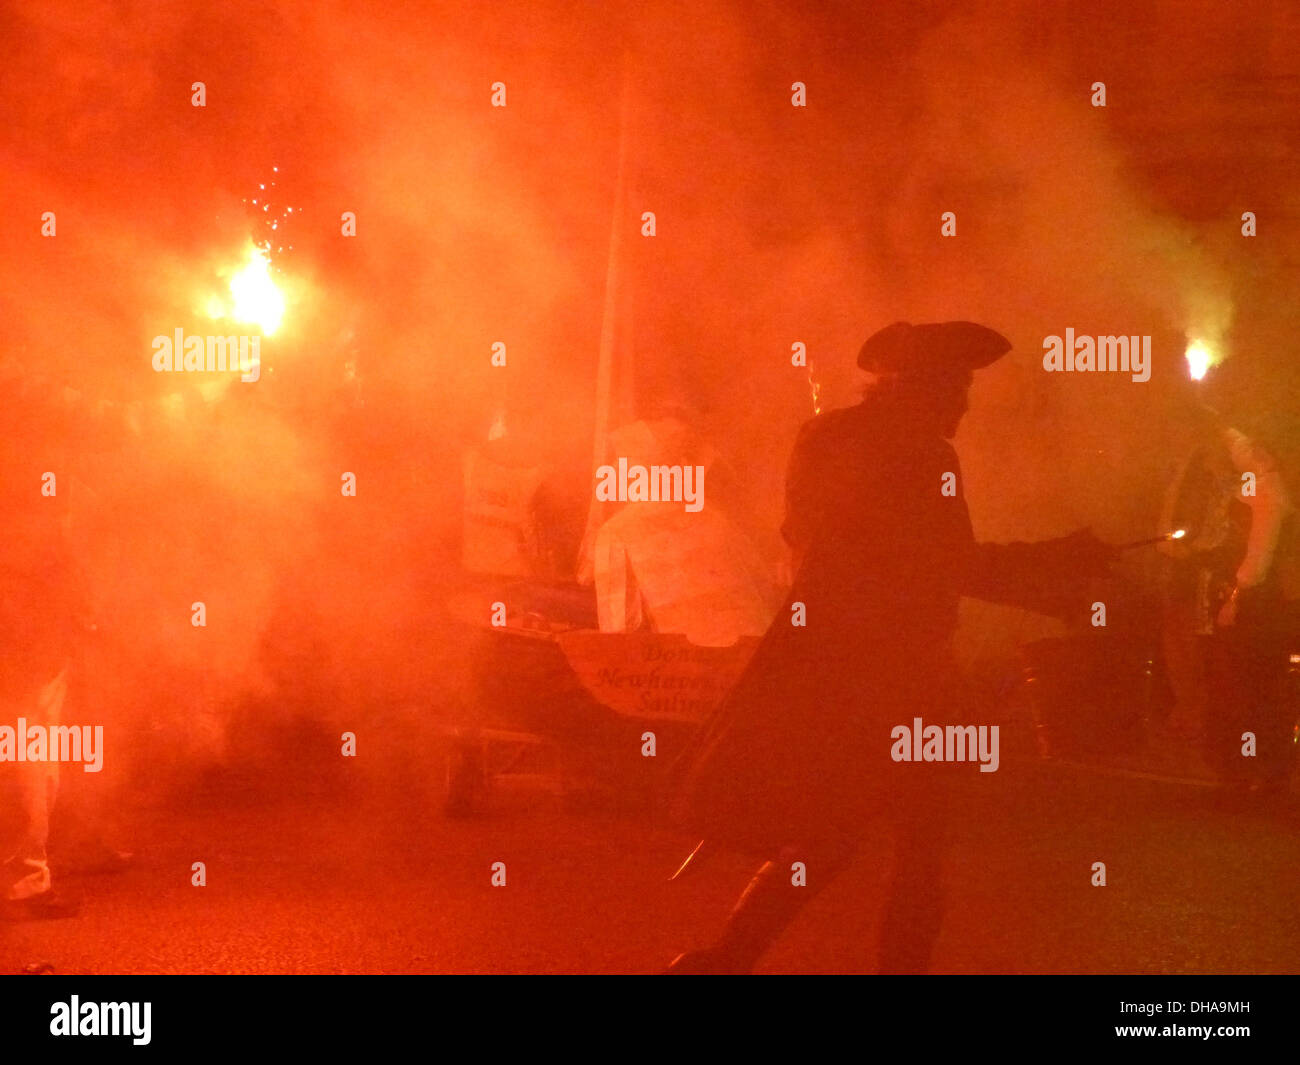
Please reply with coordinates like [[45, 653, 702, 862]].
[[857, 321, 1011, 374]]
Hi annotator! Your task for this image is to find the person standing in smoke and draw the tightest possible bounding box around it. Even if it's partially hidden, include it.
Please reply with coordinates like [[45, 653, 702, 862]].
[[1159, 408, 1299, 798], [0, 368, 88, 920], [0, 357, 136, 926], [666, 321, 1117, 974]]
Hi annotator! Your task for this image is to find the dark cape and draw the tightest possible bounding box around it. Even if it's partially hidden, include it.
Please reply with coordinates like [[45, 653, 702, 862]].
[[673, 393, 1082, 856]]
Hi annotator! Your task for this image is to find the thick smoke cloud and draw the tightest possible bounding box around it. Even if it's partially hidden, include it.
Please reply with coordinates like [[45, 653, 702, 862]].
[[2, 0, 1296, 791]]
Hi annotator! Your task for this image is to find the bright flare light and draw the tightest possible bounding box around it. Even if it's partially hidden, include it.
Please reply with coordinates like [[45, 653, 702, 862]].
[[229, 245, 285, 336], [1171, 528, 1186, 540], [1185, 340, 1212, 381]]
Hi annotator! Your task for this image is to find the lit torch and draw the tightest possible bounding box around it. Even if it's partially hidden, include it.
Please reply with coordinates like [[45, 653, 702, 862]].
[[1120, 528, 1187, 551], [229, 245, 285, 336], [1185, 339, 1213, 381], [204, 243, 286, 336]]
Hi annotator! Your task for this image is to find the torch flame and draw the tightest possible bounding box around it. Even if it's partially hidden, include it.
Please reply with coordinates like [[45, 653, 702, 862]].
[[1185, 340, 1212, 381], [229, 245, 285, 336]]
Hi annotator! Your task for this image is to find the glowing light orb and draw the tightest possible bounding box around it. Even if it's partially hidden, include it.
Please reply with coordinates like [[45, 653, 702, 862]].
[[1171, 529, 1186, 540], [229, 246, 285, 336], [1185, 340, 1212, 381]]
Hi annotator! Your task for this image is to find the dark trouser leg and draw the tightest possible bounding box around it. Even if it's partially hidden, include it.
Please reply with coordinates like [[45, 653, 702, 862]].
[[1202, 633, 1250, 784], [878, 821, 946, 973], [1204, 621, 1294, 789], [878, 787, 952, 974], [668, 843, 854, 974], [1240, 607, 1298, 788], [715, 845, 852, 971]]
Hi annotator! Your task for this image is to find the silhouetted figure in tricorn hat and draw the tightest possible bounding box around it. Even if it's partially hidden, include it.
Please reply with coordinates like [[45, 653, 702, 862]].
[[666, 321, 1116, 973]]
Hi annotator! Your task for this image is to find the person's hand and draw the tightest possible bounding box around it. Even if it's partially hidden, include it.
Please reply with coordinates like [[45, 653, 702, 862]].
[[1216, 584, 1241, 628], [1057, 527, 1119, 578]]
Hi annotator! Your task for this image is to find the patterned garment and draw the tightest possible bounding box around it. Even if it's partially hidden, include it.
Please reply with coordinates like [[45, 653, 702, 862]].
[[1, 669, 68, 901]]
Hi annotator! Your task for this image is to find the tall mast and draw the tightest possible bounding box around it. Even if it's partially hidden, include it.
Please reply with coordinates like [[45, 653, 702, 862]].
[[576, 55, 634, 585]]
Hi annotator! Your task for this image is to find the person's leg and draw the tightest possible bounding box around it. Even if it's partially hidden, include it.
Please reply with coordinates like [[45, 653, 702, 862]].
[[1201, 632, 1250, 786], [878, 821, 946, 973], [878, 783, 952, 974], [1162, 601, 1208, 741], [3, 671, 76, 916], [1237, 609, 1296, 793], [666, 841, 855, 974]]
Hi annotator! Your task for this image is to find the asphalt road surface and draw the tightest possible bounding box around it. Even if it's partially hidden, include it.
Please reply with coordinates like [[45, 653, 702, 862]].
[[4, 747, 1298, 975]]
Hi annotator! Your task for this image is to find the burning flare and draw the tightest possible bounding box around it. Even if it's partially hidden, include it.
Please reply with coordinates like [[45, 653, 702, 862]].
[[1119, 528, 1188, 550], [1185, 340, 1213, 381], [227, 244, 285, 336]]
